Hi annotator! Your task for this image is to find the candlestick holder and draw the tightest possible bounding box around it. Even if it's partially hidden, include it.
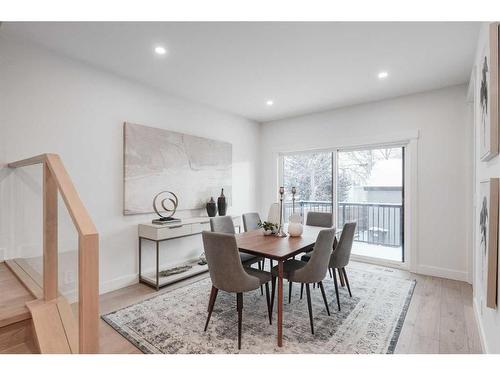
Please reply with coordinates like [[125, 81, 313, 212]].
[[291, 186, 296, 213], [276, 186, 287, 237]]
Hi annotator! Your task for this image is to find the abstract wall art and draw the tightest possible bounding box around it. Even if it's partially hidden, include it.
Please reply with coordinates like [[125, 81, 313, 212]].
[[123, 122, 232, 215], [479, 23, 499, 161], [479, 178, 499, 309]]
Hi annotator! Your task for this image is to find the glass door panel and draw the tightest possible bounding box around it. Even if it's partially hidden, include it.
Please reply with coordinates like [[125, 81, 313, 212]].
[[282, 152, 333, 223], [337, 146, 404, 262]]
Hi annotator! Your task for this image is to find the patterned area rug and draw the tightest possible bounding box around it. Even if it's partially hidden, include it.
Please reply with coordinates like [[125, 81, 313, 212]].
[[102, 266, 415, 354]]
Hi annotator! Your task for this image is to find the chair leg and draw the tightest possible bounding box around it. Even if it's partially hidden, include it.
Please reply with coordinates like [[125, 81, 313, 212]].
[[204, 286, 219, 331], [342, 268, 352, 297], [332, 269, 341, 311], [258, 261, 263, 296], [269, 259, 273, 270], [270, 276, 276, 315], [328, 268, 333, 279], [265, 282, 272, 325], [318, 281, 330, 316], [338, 268, 345, 287], [237, 292, 243, 350], [288, 281, 293, 304], [305, 283, 314, 335], [300, 283, 304, 300]]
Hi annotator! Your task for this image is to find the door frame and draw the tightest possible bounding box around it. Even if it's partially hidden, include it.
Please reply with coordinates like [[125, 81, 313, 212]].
[[277, 133, 419, 272]]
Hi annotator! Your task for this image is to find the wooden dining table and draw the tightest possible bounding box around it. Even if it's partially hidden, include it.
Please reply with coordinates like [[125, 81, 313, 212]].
[[235, 225, 325, 347]]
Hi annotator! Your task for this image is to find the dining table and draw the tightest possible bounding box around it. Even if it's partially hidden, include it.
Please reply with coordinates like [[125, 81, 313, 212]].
[[235, 225, 329, 347]]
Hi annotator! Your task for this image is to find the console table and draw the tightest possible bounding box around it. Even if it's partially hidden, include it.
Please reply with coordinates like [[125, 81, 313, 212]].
[[138, 216, 241, 290]]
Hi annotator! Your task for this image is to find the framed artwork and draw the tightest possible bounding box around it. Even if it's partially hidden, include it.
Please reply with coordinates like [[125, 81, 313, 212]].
[[123, 122, 232, 215], [479, 23, 499, 161], [479, 178, 499, 309]]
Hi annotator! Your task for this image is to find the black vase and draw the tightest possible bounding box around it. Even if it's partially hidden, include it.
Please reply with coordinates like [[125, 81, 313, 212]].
[[217, 188, 227, 216], [206, 197, 217, 217]]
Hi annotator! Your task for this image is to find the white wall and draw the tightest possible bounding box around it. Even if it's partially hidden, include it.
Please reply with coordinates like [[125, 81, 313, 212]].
[[260, 85, 471, 283], [471, 23, 500, 354], [0, 34, 261, 293]]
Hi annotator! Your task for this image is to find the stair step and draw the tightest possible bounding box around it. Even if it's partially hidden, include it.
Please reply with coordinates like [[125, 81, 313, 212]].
[[0, 341, 36, 354], [5, 260, 43, 299], [0, 262, 38, 353], [27, 297, 78, 354], [0, 261, 35, 329], [0, 319, 36, 353], [0, 305, 31, 328]]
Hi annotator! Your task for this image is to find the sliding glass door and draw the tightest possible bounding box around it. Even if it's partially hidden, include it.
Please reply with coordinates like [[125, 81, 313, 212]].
[[281, 145, 405, 264], [337, 146, 404, 262]]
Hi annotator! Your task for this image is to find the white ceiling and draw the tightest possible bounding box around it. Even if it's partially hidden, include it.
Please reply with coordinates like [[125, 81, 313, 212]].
[[2, 22, 480, 122]]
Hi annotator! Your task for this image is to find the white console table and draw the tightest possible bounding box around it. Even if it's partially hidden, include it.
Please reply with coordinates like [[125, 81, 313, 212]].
[[138, 216, 241, 290]]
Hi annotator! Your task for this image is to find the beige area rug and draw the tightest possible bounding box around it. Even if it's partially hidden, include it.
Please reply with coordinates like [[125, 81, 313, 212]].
[[102, 265, 415, 354]]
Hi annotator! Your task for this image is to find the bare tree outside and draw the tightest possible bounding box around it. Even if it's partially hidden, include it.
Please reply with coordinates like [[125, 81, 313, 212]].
[[283, 148, 402, 204], [283, 152, 332, 202]]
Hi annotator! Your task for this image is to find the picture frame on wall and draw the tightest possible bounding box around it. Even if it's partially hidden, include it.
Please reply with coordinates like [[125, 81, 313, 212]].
[[123, 122, 233, 215], [479, 23, 499, 161], [479, 178, 499, 309]]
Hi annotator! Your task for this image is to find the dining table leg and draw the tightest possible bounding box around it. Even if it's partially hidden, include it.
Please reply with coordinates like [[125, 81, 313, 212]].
[[277, 260, 283, 347]]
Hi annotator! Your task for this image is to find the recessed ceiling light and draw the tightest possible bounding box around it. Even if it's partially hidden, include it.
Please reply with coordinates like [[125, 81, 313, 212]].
[[266, 100, 274, 106], [154, 46, 167, 55], [378, 71, 389, 79]]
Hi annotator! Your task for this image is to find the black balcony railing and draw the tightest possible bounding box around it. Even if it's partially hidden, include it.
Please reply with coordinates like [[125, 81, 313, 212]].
[[283, 200, 403, 247]]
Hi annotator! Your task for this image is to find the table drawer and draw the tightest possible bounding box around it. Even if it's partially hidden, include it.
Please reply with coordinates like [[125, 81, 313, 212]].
[[155, 224, 192, 240]]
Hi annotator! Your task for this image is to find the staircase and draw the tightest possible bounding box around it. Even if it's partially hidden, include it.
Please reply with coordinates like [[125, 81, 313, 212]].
[[1, 153, 99, 354], [0, 262, 36, 354]]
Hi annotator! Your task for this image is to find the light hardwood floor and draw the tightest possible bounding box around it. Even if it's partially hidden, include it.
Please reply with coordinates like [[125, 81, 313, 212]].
[[97, 261, 483, 354]]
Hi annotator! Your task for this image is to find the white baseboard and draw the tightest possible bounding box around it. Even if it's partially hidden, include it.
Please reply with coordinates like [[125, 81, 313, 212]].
[[416, 264, 468, 282], [99, 273, 138, 295], [351, 254, 409, 270], [473, 296, 489, 354]]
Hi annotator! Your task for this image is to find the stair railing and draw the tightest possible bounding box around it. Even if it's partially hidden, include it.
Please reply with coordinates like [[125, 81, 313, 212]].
[[8, 153, 99, 353]]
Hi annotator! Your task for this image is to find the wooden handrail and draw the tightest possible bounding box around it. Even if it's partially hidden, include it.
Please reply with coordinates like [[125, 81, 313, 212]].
[[8, 153, 99, 354], [7, 154, 47, 168]]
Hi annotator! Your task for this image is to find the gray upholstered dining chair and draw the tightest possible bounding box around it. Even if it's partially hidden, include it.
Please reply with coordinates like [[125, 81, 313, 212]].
[[202, 231, 272, 350], [242, 212, 261, 232], [328, 221, 356, 311], [210, 216, 265, 293], [210, 215, 236, 234], [242, 212, 275, 272], [210, 216, 262, 267], [284, 211, 334, 302], [270, 228, 335, 335], [300, 221, 356, 311], [305, 211, 334, 227]]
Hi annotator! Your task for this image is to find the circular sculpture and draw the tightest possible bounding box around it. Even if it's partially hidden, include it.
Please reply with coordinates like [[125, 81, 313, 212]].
[[153, 191, 179, 219]]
